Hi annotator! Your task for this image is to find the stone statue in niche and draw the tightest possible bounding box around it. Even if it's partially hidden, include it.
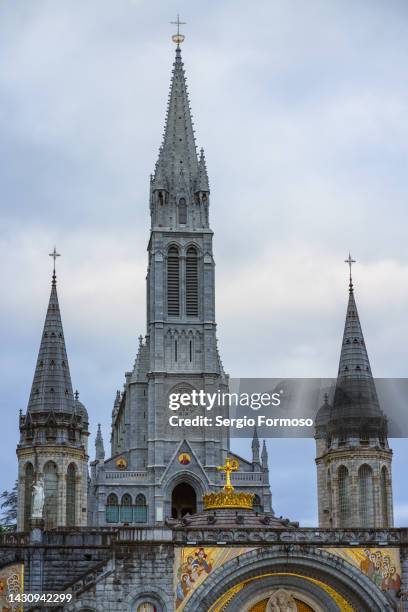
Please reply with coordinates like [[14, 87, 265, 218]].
[[32, 476, 45, 519]]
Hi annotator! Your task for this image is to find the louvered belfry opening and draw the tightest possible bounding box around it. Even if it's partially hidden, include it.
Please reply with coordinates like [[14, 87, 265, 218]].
[[186, 246, 198, 316], [167, 246, 180, 316]]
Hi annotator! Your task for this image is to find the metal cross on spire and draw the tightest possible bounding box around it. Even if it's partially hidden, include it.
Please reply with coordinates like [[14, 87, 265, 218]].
[[49, 246, 61, 284], [344, 252, 356, 292], [171, 14, 186, 46]]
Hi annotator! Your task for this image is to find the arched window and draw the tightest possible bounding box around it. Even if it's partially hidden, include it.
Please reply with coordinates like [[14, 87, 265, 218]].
[[134, 494, 147, 523], [380, 467, 389, 527], [106, 493, 119, 523], [178, 198, 187, 224], [120, 493, 133, 523], [44, 461, 58, 529], [337, 466, 350, 526], [358, 464, 374, 527], [167, 246, 180, 316], [186, 246, 198, 316], [24, 463, 34, 531], [66, 463, 76, 527]]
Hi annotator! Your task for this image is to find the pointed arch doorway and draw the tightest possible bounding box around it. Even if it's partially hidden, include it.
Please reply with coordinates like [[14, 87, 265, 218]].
[[171, 482, 197, 519]]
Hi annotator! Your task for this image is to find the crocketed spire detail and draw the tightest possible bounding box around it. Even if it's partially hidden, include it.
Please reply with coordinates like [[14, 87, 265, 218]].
[[27, 273, 75, 414], [153, 46, 199, 191], [197, 148, 209, 192], [95, 424, 105, 462], [251, 425, 260, 465]]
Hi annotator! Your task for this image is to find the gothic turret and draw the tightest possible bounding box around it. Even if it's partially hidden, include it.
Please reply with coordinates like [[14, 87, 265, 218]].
[[251, 426, 260, 466], [315, 256, 393, 528], [17, 254, 89, 531], [95, 424, 105, 463], [261, 440, 269, 471]]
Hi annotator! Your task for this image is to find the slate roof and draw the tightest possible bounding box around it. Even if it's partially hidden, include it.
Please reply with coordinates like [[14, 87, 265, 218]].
[[328, 276, 387, 436], [27, 273, 75, 414]]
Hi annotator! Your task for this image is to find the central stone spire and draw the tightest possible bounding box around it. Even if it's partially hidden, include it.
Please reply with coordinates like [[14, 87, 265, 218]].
[[153, 45, 199, 192]]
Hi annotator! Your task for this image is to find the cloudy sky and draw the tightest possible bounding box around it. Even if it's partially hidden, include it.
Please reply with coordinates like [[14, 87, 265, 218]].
[[1, 0, 407, 526]]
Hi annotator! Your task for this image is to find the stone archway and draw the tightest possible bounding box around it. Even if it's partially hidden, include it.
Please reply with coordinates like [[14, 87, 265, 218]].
[[163, 470, 208, 519], [182, 547, 393, 612], [171, 482, 197, 518]]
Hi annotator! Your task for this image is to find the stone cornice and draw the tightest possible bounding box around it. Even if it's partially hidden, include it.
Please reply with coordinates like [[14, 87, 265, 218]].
[[3, 527, 407, 549], [320, 448, 392, 462], [17, 446, 88, 460]]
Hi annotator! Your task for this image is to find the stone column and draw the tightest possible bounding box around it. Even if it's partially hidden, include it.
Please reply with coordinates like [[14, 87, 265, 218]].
[[331, 475, 339, 527], [17, 474, 25, 532], [76, 474, 82, 526], [349, 470, 358, 527], [373, 471, 382, 528], [387, 469, 394, 527]]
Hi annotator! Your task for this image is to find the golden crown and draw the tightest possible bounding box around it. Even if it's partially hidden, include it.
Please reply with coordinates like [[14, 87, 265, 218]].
[[203, 457, 255, 510], [203, 490, 254, 510]]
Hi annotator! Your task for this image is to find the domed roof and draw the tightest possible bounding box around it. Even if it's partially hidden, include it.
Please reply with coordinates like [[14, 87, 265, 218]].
[[167, 508, 298, 529], [74, 398, 88, 422], [315, 395, 331, 428]]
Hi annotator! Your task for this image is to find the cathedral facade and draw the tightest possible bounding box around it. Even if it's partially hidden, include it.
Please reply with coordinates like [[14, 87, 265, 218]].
[[0, 34, 407, 612]]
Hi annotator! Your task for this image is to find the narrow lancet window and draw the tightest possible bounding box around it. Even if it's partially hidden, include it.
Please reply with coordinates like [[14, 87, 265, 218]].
[[358, 464, 374, 527], [66, 463, 76, 526], [178, 198, 187, 224], [338, 465, 350, 526]]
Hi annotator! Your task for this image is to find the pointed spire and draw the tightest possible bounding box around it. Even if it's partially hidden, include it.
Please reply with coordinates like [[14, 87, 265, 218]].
[[153, 45, 198, 190], [337, 258, 372, 381], [95, 424, 105, 462], [329, 257, 387, 438], [261, 440, 268, 470], [197, 148, 209, 192], [27, 262, 75, 414], [252, 425, 260, 464]]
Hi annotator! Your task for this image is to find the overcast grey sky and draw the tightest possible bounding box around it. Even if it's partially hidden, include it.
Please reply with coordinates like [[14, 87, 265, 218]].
[[1, 0, 407, 526]]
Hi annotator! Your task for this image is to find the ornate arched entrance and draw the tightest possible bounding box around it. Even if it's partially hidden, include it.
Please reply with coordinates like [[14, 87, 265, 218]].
[[182, 547, 393, 612], [171, 482, 197, 518]]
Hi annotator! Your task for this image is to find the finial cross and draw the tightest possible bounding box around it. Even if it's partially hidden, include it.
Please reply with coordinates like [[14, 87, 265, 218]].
[[171, 14, 186, 46], [217, 456, 239, 492], [49, 247, 61, 280], [344, 252, 356, 289]]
